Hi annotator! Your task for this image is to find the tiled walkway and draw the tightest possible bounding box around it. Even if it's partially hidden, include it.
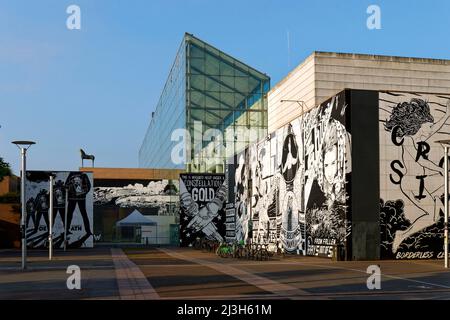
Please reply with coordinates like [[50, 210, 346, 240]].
[[111, 248, 160, 300]]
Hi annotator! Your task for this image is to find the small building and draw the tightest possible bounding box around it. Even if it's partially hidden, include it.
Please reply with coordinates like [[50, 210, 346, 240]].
[[80, 167, 182, 245], [0, 175, 20, 248], [115, 209, 157, 244]]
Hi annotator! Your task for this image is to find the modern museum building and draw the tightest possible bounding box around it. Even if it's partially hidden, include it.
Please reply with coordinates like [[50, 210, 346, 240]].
[[138, 33, 450, 260]]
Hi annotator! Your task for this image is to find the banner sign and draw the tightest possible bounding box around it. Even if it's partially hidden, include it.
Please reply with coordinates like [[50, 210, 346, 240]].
[[25, 171, 94, 248], [179, 174, 227, 247]]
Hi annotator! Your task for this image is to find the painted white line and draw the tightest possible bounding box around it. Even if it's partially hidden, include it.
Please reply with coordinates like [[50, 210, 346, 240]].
[[409, 260, 447, 269], [159, 248, 317, 300], [111, 248, 160, 300], [0, 265, 114, 271], [279, 260, 450, 289], [159, 293, 281, 300], [423, 294, 450, 300]]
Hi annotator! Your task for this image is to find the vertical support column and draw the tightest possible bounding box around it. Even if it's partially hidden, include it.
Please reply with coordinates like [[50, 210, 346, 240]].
[[21, 149, 26, 270], [64, 187, 69, 251]]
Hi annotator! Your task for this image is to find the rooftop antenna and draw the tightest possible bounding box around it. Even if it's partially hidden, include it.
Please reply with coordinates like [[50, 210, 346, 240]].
[[287, 29, 291, 70]]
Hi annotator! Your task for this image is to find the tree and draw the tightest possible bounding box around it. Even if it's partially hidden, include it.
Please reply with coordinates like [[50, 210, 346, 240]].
[[0, 157, 12, 182]]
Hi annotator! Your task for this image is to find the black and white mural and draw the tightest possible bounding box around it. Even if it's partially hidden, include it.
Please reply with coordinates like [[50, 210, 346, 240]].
[[234, 150, 251, 244], [233, 92, 352, 256], [25, 171, 94, 248], [179, 174, 227, 246], [94, 180, 179, 213], [380, 92, 450, 259], [93, 179, 179, 243]]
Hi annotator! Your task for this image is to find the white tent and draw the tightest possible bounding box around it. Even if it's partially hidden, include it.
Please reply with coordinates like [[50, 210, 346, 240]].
[[115, 209, 157, 227]]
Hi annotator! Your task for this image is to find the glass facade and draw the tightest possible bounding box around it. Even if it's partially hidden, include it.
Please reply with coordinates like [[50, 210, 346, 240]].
[[139, 39, 186, 169], [139, 33, 270, 173]]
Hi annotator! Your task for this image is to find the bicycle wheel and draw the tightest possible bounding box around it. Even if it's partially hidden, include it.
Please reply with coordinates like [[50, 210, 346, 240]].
[[261, 249, 269, 261]]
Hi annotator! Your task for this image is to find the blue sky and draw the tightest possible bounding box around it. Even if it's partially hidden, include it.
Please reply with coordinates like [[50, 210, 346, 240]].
[[1, 0, 449, 174]]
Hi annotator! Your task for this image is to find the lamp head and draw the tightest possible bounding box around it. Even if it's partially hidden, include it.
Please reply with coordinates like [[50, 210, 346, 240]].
[[12, 141, 36, 150]]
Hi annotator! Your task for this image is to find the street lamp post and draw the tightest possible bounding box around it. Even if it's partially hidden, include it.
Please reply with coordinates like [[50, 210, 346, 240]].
[[436, 140, 450, 269], [11, 140, 36, 271], [64, 186, 69, 251], [280, 100, 307, 256], [49, 174, 54, 260]]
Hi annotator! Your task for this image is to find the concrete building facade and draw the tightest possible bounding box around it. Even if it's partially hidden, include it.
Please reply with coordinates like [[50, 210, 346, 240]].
[[269, 52, 450, 132]]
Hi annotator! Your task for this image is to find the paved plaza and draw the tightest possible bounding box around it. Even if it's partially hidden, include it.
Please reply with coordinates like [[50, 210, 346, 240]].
[[0, 247, 450, 300]]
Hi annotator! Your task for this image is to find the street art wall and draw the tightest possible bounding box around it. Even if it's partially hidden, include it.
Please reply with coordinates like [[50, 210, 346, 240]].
[[93, 179, 179, 243], [379, 92, 450, 259], [234, 92, 352, 257], [179, 174, 227, 246], [25, 171, 94, 248]]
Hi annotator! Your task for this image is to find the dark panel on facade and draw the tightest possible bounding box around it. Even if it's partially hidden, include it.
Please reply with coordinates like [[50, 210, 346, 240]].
[[348, 89, 380, 260]]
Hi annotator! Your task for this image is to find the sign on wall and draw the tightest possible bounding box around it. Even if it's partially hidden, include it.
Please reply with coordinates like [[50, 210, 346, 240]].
[[379, 92, 450, 259], [25, 171, 94, 248], [225, 203, 236, 243], [179, 174, 227, 246]]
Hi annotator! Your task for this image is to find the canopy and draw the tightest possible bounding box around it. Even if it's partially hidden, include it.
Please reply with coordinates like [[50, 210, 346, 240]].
[[115, 209, 157, 227]]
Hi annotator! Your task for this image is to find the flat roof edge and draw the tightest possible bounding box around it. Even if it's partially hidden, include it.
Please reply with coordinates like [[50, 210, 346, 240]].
[[313, 51, 450, 64]]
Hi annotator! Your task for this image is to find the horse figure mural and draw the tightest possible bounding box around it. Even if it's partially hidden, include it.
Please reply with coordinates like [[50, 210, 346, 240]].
[[80, 149, 95, 167]]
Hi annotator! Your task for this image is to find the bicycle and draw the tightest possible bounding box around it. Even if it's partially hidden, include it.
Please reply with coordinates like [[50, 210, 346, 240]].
[[216, 242, 233, 258], [256, 243, 270, 261], [233, 240, 246, 259]]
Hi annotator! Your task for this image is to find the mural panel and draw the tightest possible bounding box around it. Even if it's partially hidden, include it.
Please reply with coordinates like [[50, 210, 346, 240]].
[[233, 92, 352, 256], [179, 174, 227, 246], [380, 92, 450, 259], [25, 171, 94, 248], [93, 179, 179, 243]]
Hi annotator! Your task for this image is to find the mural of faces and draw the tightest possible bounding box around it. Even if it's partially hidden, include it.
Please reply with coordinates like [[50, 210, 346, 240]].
[[281, 129, 299, 185], [234, 92, 351, 255], [323, 144, 338, 186]]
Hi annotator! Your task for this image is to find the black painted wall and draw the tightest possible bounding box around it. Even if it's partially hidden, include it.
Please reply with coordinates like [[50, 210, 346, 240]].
[[347, 89, 380, 260]]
